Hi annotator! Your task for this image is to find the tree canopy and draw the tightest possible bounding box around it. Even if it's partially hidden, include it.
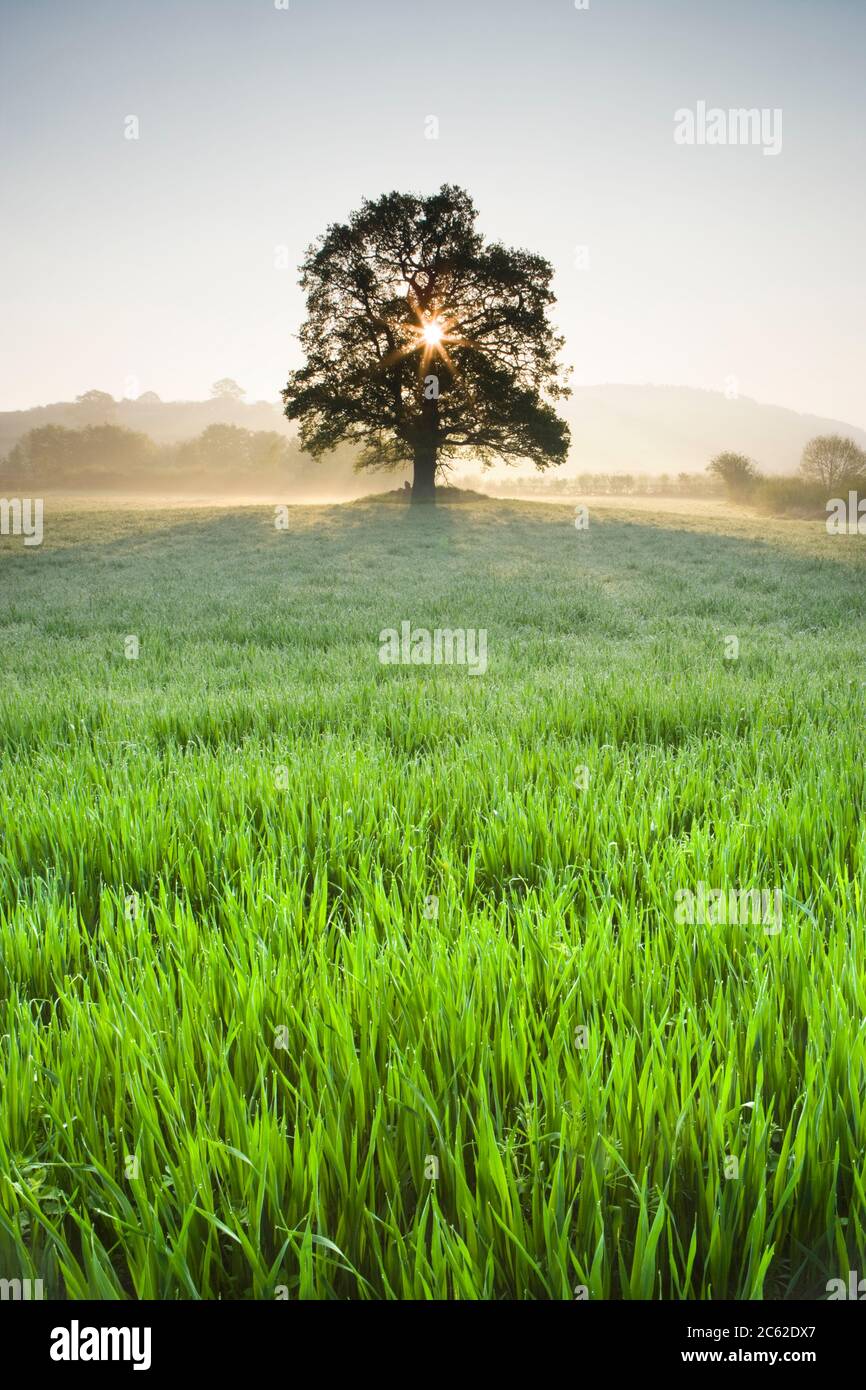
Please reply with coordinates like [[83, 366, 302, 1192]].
[[282, 185, 571, 500], [211, 378, 246, 402], [799, 434, 866, 490]]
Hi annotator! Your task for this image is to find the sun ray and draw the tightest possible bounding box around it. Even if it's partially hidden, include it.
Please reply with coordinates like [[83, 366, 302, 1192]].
[[375, 303, 478, 377]]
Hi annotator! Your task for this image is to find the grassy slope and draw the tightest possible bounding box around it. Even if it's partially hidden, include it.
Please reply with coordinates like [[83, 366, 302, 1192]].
[[1, 497, 865, 1299]]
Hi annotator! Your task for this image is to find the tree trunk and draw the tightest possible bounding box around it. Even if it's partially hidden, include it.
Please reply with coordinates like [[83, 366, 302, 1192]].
[[412, 397, 438, 502], [412, 441, 437, 501]]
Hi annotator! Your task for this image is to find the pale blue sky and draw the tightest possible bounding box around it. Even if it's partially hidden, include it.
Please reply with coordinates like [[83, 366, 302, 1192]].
[[1, 0, 864, 426]]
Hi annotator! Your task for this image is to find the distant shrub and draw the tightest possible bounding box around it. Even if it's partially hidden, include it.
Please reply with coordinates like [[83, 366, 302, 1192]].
[[752, 476, 827, 517], [752, 469, 866, 519], [706, 452, 760, 499]]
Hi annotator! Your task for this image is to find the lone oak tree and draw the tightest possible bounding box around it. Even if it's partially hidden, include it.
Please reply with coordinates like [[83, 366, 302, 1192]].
[[282, 185, 571, 501]]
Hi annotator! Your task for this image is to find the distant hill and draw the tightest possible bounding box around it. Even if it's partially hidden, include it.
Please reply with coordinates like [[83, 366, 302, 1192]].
[[554, 386, 866, 477]]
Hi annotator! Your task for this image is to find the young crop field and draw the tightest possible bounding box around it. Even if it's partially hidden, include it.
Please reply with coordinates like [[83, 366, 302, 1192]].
[[1, 496, 865, 1300]]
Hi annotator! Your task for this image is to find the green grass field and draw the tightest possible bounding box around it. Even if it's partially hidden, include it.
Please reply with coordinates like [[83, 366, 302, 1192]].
[[1, 496, 865, 1300]]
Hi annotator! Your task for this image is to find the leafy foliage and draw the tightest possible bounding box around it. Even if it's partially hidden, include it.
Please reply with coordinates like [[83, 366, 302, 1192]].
[[799, 434, 866, 490], [211, 379, 247, 402]]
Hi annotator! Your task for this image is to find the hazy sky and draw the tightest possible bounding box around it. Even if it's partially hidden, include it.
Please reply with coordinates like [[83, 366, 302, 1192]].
[[1, 0, 864, 426]]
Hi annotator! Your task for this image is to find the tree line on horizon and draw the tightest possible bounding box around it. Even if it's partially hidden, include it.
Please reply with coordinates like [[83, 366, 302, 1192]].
[[6, 419, 860, 512], [0, 422, 327, 494], [464, 470, 723, 498], [0, 420, 723, 499]]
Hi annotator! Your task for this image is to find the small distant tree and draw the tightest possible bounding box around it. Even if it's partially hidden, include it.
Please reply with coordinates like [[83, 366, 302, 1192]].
[[799, 434, 866, 490], [210, 378, 246, 402], [74, 389, 116, 423], [707, 451, 759, 498]]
